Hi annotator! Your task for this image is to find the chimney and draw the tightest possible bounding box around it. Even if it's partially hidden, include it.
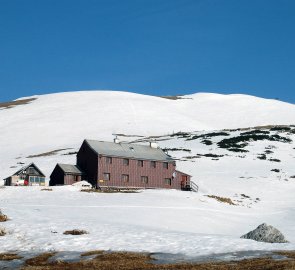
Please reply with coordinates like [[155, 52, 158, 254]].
[[149, 141, 158, 149], [114, 136, 120, 144]]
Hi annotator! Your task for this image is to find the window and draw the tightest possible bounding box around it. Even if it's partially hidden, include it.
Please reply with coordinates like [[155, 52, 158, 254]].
[[164, 178, 172, 186], [103, 173, 110, 181], [141, 176, 148, 184], [121, 174, 129, 183], [138, 160, 143, 167], [150, 161, 156, 168], [106, 157, 112, 164], [163, 162, 168, 169], [123, 159, 129, 166]]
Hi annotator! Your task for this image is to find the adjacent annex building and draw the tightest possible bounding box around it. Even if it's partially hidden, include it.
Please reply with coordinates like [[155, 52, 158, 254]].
[[49, 163, 83, 186], [4, 163, 46, 186], [50, 139, 194, 191]]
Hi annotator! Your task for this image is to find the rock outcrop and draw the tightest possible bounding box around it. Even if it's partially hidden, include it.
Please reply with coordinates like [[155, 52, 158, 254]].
[[241, 223, 288, 243]]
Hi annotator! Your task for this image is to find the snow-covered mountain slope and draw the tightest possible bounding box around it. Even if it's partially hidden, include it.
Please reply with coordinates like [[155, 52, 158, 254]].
[[0, 90, 294, 182], [1, 90, 295, 258]]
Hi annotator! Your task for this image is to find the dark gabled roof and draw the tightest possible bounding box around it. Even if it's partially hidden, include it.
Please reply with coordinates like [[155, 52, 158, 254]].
[[12, 163, 45, 177], [57, 164, 83, 175], [84, 140, 174, 162]]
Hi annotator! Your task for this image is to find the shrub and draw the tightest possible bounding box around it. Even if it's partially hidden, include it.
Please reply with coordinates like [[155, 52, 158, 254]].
[[228, 148, 249, 153], [63, 229, 88, 235], [0, 253, 22, 261], [218, 134, 291, 151], [257, 154, 267, 160], [201, 139, 213, 145], [270, 126, 291, 132], [271, 169, 280, 173], [241, 130, 270, 135], [206, 195, 236, 205], [269, 158, 281, 162], [265, 150, 274, 154], [187, 131, 229, 141]]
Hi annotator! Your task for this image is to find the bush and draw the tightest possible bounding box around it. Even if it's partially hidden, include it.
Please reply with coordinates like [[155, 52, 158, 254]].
[[269, 158, 281, 162], [270, 126, 291, 132], [201, 139, 213, 145], [271, 169, 280, 173], [241, 130, 270, 135], [218, 134, 291, 151], [265, 150, 274, 154], [257, 154, 267, 160], [206, 195, 236, 205], [63, 229, 88, 235], [186, 131, 229, 141]]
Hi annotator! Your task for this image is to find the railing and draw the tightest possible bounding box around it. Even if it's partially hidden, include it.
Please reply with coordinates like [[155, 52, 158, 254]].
[[190, 181, 199, 192]]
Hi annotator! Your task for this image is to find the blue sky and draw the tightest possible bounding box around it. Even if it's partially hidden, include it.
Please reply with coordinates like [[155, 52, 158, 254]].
[[0, 0, 294, 103]]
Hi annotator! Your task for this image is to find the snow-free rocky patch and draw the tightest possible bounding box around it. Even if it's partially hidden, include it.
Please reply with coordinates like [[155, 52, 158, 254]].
[[241, 223, 288, 243]]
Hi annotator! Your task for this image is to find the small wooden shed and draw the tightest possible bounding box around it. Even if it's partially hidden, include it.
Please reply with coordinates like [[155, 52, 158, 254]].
[[4, 163, 46, 186], [49, 163, 83, 186]]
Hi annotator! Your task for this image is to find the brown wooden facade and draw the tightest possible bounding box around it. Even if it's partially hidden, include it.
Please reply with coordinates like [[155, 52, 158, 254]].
[[76, 140, 191, 190], [49, 164, 83, 186]]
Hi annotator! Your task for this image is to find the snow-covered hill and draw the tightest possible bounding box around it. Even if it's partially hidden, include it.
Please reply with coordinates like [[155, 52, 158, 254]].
[[1, 90, 295, 259], [0, 90, 294, 182]]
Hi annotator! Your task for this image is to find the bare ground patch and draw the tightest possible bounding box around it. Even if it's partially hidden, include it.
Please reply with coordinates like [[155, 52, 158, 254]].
[[18, 250, 295, 270], [25, 252, 57, 266], [63, 229, 88, 235], [27, 148, 72, 158], [0, 253, 22, 261], [206, 195, 236, 205], [0, 98, 36, 110]]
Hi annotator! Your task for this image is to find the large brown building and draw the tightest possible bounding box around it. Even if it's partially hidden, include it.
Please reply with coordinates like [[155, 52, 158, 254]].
[[50, 139, 195, 191]]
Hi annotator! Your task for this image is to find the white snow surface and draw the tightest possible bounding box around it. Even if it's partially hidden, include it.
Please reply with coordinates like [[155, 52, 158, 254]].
[[1, 90, 295, 257], [0, 90, 294, 182]]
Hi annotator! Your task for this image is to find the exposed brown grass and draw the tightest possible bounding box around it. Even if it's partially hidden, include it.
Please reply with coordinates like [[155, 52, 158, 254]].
[[41, 188, 53, 191], [0, 98, 36, 110], [0, 253, 22, 261], [206, 195, 236, 205], [19, 251, 295, 270], [63, 229, 88, 235], [80, 250, 104, 257], [27, 148, 71, 158], [24, 252, 57, 266]]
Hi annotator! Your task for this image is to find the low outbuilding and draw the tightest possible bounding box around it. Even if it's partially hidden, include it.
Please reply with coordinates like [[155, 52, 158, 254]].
[[49, 163, 84, 186], [4, 163, 46, 186]]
